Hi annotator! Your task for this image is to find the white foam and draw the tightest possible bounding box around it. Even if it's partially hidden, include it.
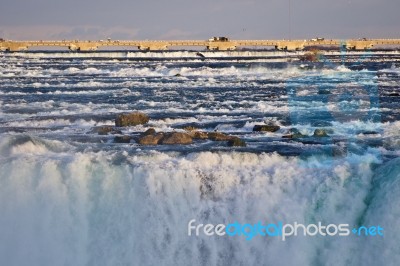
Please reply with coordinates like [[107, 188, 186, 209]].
[[359, 157, 400, 265], [10, 140, 49, 155], [5, 118, 112, 128], [0, 145, 385, 266]]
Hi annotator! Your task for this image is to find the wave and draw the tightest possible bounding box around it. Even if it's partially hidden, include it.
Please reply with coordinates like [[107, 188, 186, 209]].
[[3, 50, 400, 60], [1, 49, 400, 265], [4, 118, 114, 128], [2, 50, 301, 60], [0, 135, 71, 156], [359, 157, 400, 265]]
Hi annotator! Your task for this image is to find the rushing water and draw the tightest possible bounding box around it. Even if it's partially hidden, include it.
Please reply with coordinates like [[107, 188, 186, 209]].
[[0, 51, 400, 266]]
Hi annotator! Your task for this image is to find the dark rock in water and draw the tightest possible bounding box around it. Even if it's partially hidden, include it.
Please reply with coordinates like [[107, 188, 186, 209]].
[[160, 132, 193, 145], [208, 132, 235, 141], [287, 128, 301, 134], [318, 89, 331, 95], [143, 128, 156, 136], [114, 135, 132, 143], [299, 51, 321, 62], [115, 112, 149, 127], [138, 133, 164, 145], [190, 131, 209, 140], [360, 131, 379, 135], [91, 126, 113, 135], [355, 130, 380, 136], [313, 129, 329, 137], [196, 52, 205, 58], [253, 125, 280, 132], [113, 129, 123, 135], [227, 138, 246, 147], [90, 126, 121, 135], [174, 73, 182, 77], [282, 128, 306, 139]]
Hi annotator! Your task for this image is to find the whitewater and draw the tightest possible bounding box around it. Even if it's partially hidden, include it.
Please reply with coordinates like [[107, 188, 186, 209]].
[[0, 50, 400, 266]]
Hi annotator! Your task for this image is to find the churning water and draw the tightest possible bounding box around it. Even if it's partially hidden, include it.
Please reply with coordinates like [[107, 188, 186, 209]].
[[0, 50, 400, 266]]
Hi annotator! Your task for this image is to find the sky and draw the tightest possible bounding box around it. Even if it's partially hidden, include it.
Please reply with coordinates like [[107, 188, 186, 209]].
[[0, 0, 399, 40]]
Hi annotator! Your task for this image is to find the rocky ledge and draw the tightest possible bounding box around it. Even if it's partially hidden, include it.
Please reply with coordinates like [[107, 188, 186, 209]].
[[137, 128, 246, 146], [115, 112, 149, 127], [88, 113, 332, 147]]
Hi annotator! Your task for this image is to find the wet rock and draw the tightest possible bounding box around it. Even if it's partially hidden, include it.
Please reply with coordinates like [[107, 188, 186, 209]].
[[359, 131, 379, 135], [143, 128, 156, 136], [299, 50, 321, 62], [174, 73, 182, 77], [160, 132, 193, 145], [282, 128, 306, 139], [113, 129, 123, 135], [138, 133, 164, 145], [115, 112, 149, 127], [313, 129, 329, 137], [193, 131, 208, 139], [91, 126, 113, 135], [114, 135, 132, 143], [227, 138, 246, 147], [208, 132, 235, 141], [318, 89, 331, 95], [191, 131, 209, 140], [90, 126, 121, 135], [253, 125, 280, 132], [196, 52, 205, 58]]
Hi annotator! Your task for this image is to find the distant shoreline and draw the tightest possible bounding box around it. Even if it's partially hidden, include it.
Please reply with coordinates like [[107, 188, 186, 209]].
[[2, 38, 400, 52]]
